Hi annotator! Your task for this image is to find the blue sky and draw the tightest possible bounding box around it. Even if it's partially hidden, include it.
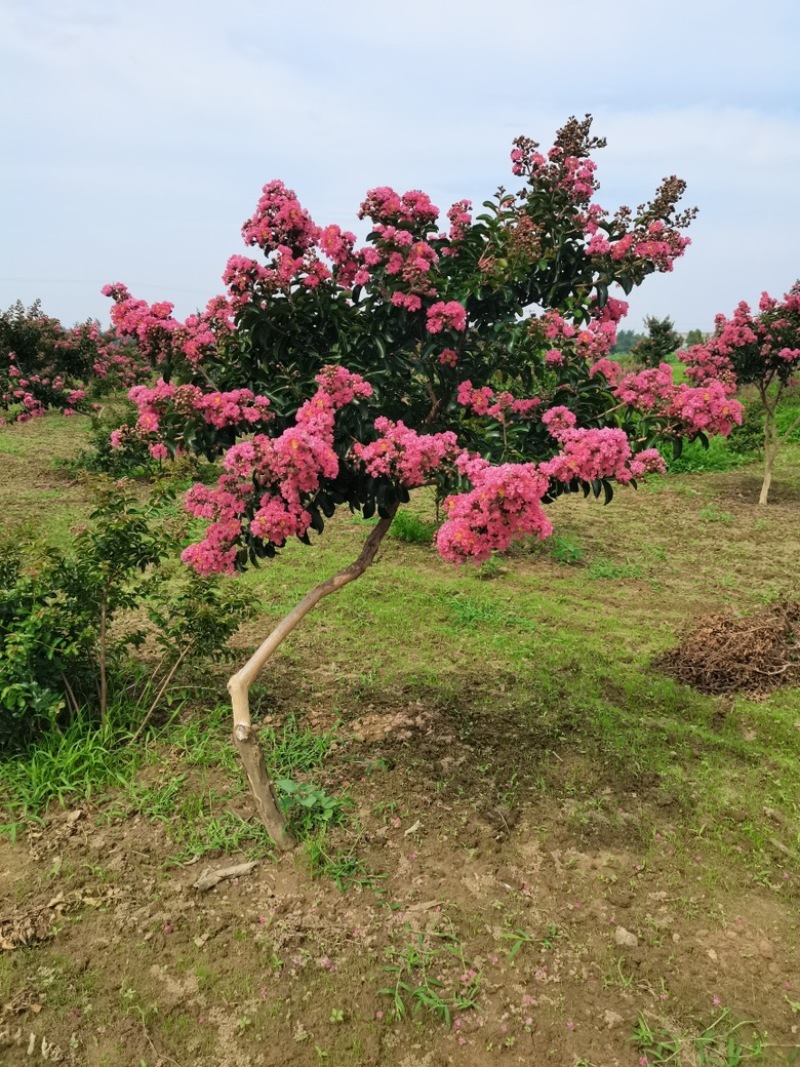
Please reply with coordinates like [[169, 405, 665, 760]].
[[2, 0, 799, 334]]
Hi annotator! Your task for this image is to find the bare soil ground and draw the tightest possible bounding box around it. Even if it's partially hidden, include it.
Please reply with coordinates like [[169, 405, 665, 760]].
[[2, 742, 799, 1067]]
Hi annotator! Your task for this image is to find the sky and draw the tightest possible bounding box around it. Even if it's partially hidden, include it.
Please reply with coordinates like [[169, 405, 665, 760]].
[[1, 0, 799, 335]]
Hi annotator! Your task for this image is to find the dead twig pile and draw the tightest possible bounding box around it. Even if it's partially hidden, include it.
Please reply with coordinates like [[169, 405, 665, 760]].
[[655, 601, 800, 697]]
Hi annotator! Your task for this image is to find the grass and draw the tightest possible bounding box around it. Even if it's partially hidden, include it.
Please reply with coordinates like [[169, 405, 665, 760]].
[[379, 928, 482, 1026], [632, 1009, 768, 1065], [389, 509, 438, 544], [0, 713, 144, 816], [667, 433, 755, 475], [1, 694, 350, 868]]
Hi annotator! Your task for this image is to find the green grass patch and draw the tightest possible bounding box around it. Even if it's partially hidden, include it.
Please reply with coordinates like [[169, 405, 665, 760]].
[[0, 714, 143, 816]]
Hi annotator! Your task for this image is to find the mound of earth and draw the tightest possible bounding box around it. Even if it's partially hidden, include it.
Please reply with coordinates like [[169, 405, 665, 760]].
[[655, 600, 800, 696]]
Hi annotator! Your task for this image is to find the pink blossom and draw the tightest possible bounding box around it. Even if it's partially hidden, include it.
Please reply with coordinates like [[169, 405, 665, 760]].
[[353, 419, 459, 488], [426, 301, 467, 334], [437, 457, 553, 565]]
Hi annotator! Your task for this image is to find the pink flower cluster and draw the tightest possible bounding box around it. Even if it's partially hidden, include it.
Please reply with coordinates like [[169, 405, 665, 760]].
[[103, 283, 176, 363], [317, 224, 360, 287], [542, 310, 576, 342], [668, 382, 743, 436], [223, 245, 332, 305], [574, 320, 617, 361], [2, 314, 151, 423], [358, 187, 439, 228], [457, 380, 541, 420], [588, 358, 622, 384], [680, 285, 800, 391], [124, 380, 273, 439], [599, 222, 690, 274], [436, 454, 553, 565], [631, 220, 691, 272], [614, 364, 743, 436], [560, 156, 598, 204], [446, 200, 472, 245], [540, 414, 666, 484], [373, 227, 439, 312], [2, 355, 74, 422], [532, 308, 618, 364], [426, 301, 467, 335], [614, 365, 676, 411], [181, 367, 372, 575], [510, 136, 598, 204], [241, 179, 319, 254], [223, 255, 280, 311], [510, 146, 546, 177], [103, 285, 233, 366], [352, 418, 459, 488]]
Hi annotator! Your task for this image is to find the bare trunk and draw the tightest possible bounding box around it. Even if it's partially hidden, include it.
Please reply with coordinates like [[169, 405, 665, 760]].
[[232, 727, 294, 850], [759, 406, 778, 506], [99, 591, 108, 726], [759, 450, 776, 505], [228, 504, 398, 848]]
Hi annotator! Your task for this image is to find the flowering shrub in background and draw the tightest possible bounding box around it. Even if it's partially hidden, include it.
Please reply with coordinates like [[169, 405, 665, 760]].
[[0, 299, 151, 423], [679, 283, 800, 503]]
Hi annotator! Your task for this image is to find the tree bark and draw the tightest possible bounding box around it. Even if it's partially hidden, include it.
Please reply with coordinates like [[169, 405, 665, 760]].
[[228, 503, 399, 848], [99, 590, 108, 726], [759, 406, 778, 506]]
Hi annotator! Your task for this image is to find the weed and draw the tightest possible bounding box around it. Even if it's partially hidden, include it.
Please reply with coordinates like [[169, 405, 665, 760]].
[[0, 820, 25, 843], [167, 809, 274, 864], [169, 704, 237, 772], [303, 830, 376, 891], [277, 778, 350, 836], [587, 558, 644, 580], [500, 927, 536, 961], [124, 775, 187, 820], [390, 510, 438, 544], [668, 434, 752, 474], [441, 591, 537, 632], [260, 716, 337, 778], [0, 714, 141, 814], [539, 923, 560, 950], [632, 1009, 766, 1065], [549, 534, 584, 565], [380, 929, 481, 1027], [699, 504, 735, 525], [602, 957, 637, 992], [476, 553, 504, 580]]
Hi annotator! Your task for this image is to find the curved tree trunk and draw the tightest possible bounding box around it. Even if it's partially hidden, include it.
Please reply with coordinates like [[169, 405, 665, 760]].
[[228, 504, 399, 848]]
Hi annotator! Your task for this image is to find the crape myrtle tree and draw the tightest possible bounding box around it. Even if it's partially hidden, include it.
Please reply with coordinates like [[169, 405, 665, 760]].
[[679, 284, 800, 504], [104, 116, 742, 848]]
